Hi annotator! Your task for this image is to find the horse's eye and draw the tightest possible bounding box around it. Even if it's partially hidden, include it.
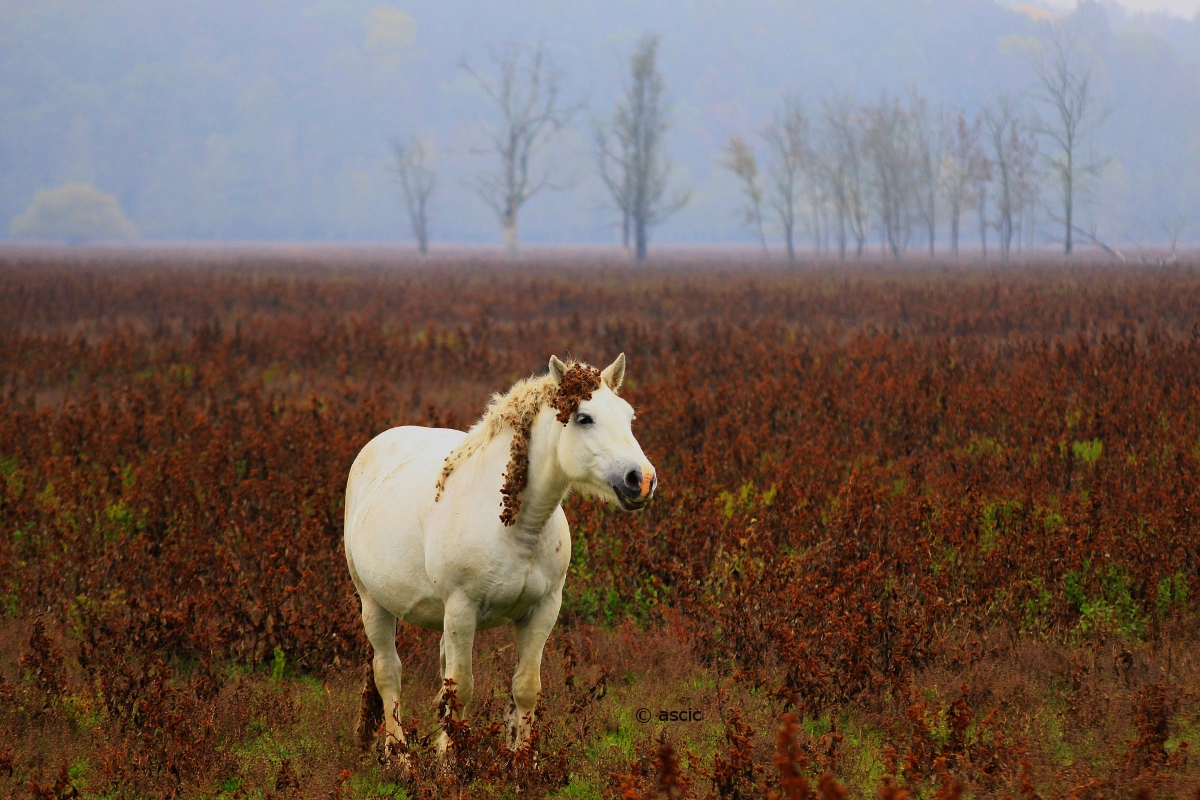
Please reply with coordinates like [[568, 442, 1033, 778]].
[[576, 413, 594, 426]]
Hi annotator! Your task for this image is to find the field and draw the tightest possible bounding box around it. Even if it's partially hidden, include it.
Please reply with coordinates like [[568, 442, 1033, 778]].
[[1, 247, 1199, 800]]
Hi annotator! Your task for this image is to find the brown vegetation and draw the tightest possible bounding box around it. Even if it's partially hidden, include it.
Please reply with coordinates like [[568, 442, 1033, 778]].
[[0, 248, 1198, 799]]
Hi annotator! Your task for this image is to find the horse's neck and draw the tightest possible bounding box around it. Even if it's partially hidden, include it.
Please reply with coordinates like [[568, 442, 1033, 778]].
[[510, 411, 568, 534]]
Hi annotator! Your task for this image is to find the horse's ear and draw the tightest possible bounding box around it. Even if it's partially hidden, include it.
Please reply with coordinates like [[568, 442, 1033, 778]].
[[548, 355, 568, 385], [601, 353, 626, 392]]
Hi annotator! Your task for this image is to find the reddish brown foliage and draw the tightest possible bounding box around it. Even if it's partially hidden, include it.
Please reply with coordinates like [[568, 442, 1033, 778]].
[[501, 418, 535, 526], [770, 714, 813, 800], [1125, 682, 1179, 773], [552, 362, 604, 423], [656, 736, 688, 800], [701, 707, 761, 799], [356, 661, 384, 750], [817, 773, 850, 800], [19, 619, 65, 708], [24, 762, 79, 800], [0, 251, 1198, 797]]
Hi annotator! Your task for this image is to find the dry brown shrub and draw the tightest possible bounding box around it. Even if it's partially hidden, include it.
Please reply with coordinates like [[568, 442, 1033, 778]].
[[1, 251, 1199, 797]]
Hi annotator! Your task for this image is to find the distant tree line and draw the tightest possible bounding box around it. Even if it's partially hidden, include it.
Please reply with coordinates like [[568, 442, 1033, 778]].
[[390, 19, 1165, 262], [8, 0, 1198, 250], [12, 20, 1138, 260], [722, 87, 1042, 262], [720, 20, 1114, 261], [391, 34, 688, 261]]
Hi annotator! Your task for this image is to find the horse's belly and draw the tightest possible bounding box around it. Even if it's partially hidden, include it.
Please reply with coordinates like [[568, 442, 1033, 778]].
[[357, 546, 445, 629], [384, 570, 554, 632], [398, 595, 446, 631]]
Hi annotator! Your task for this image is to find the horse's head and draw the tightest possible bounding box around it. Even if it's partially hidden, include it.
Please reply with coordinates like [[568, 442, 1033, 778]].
[[550, 353, 657, 511]]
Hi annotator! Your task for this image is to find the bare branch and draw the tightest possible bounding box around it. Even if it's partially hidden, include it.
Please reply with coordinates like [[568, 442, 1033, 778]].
[[862, 92, 917, 260], [1072, 221, 1126, 262], [720, 134, 767, 254], [1027, 19, 1110, 255], [908, 89, 950, 257], [817, 95, 871, 259], [983, 95, 1040, 261], [593, 34, 688, 260], [762, 95, 810, 261], [942, 111, 989, 258], [392, 136, 436, 258], [462, 41, 578, 259], [1163, 215, 1186, 259]]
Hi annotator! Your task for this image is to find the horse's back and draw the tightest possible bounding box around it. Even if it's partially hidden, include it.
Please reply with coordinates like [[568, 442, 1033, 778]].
[[346, 426, 463, 520]]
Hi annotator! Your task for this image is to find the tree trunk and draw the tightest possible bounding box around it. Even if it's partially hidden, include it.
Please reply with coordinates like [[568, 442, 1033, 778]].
[[811, 208, 821, 256], [979, 194, 988, 261], [822, 207, 831, 255], [837, 213, 846, 261], [950, 210, 959, 257], [503, 217, 518, 261], [1064, 155, 1073, 255], [635, 216, 648, 261]]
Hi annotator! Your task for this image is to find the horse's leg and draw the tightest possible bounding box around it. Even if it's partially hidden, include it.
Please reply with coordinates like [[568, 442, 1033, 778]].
[[361, 593, 408, 758], [436, 593, 477, 760], [508, 592, 562, 751]]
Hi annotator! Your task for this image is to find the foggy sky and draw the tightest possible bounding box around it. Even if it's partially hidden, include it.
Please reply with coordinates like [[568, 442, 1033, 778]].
[[1100, 0, 1198, 14], [2, 0, 1199, 249]]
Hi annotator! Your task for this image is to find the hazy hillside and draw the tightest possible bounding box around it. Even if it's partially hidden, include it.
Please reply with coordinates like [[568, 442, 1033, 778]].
[[1, 0, 1198, 246]]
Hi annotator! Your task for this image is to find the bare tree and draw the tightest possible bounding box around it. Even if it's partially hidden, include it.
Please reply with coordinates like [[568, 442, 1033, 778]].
[[719, 134, 767, 254], [462, 42, 576, 260], [595, 34, 689, 260], [863, 94, 916, 259], [819, 96, 870, 259], [1028, 20, 1108, 255], [983, 96, 1018, 261], [985, 96, 1041, 260], [593, 122, 634, 253], [392, 136, 436, 258], [942, 112, 987, 257], [762, 96, 809, 261], [1164, 215, 1186, 261], [1011, 121, 1042, 253], [909, 90, 949, 256], [977, 174, 991, 260]]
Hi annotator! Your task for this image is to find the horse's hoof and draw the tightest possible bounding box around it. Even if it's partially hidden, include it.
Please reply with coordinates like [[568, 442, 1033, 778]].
[[380, 738, 416, 777], [382, 750, 415, 779]]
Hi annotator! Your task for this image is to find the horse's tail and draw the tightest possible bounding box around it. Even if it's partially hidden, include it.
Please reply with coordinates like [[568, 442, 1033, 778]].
[[356, 661, 384, 750]]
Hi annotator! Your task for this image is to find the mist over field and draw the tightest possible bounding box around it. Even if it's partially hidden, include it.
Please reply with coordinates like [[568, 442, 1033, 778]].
[[2, 0, 1200, 248]]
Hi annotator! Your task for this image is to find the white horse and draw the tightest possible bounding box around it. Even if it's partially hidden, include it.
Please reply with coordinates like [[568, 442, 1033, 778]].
[[344, 354, 656, 759]]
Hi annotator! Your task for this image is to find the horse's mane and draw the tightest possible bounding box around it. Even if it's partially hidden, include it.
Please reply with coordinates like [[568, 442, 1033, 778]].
[[435, 361, 603, 525]]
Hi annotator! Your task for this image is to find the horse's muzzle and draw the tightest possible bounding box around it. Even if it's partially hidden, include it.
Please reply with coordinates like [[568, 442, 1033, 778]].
[[613, 468, 656, 511]]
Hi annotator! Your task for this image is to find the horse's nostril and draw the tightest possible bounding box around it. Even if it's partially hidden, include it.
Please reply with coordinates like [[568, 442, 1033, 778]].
[[624, 469, 641, 490]]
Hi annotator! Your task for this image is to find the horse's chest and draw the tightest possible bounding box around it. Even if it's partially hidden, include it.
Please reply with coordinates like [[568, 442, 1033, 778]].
[[479, 562, 554, 626]]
